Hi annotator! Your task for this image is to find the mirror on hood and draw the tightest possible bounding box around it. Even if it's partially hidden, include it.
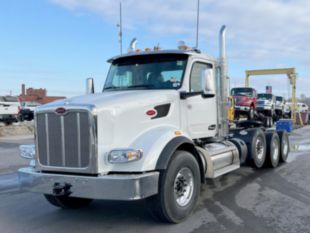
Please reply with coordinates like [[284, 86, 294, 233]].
[[86, 78, 95, 94]]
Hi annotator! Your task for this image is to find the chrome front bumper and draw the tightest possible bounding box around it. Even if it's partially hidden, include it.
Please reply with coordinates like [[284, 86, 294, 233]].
[[18, 167, 159, 200]]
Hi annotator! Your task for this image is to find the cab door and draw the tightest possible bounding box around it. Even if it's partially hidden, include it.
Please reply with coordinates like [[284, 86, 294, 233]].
[[184, 62, 217, 139]]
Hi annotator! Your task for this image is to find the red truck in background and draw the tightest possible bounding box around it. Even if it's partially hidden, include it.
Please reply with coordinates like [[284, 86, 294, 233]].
[[231, 87, 257, 120]]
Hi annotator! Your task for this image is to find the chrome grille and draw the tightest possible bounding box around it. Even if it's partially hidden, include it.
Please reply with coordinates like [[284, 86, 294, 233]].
[[36, 110, 92, 169]]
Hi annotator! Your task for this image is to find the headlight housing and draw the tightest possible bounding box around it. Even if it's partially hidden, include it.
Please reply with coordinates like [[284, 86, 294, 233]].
[[108, 149, 143, 164]]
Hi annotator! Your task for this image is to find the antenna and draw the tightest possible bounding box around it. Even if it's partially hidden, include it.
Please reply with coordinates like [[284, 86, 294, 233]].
[[117, 2, 123, 54], [195, 0, 200, 48]]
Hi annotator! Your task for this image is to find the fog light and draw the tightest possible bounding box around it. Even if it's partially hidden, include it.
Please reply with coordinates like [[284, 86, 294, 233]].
[[108, 149, 143, 164], [20, 145, 35, 159]]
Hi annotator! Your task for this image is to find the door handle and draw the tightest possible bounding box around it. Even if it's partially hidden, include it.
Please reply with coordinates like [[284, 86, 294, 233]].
[[208, 124, 216, 130]]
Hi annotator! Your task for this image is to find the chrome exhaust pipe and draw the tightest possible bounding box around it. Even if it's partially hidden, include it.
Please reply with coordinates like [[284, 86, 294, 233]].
[[128, 38, 137, 52], [219, 25, 229, 138]]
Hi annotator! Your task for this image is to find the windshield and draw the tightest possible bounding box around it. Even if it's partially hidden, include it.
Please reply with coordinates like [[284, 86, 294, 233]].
[[231, 88, 254, 97], [104, 54, 188, 91], [276, 96, 283, 102], [258, 93, 273, 100]]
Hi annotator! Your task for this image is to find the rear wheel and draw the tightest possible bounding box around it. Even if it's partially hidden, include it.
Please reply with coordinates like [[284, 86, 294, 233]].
[[44, 195, 93, 209], [248, 106, 254, 120], [265, 132, 280, 168], [251, 132, 267, 168], [146, 150, 201, 223], [278, 131, 290, 162], [233, 129, 267, 168], [269, 117, 274, 127]]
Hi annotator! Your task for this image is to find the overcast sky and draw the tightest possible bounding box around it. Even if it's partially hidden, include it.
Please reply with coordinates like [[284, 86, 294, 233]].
[[0, 0, 309, 98]]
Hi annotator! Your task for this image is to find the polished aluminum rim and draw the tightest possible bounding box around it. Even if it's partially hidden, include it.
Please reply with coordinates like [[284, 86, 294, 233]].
[[256, 137, 264, 161], [283, 138, 288, 156], [272, 139, 279, 161], [174, 167, 194, 207]]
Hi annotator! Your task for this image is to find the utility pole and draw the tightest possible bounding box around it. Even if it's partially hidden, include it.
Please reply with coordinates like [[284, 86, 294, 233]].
[[117, 2, 123, 55], [195, 0, 200, 48]]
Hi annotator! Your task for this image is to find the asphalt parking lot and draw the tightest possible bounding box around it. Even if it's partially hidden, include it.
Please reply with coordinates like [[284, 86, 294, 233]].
[[0, 127, 310, 233]]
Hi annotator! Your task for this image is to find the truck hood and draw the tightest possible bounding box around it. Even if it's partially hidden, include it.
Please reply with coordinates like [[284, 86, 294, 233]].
[[37, 90, 178, 112], [257, 99, 272, 105], [233, 95, 251, 100]]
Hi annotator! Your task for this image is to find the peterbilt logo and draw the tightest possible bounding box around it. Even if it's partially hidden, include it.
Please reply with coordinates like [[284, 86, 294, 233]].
[[55, 107, 67, 115]]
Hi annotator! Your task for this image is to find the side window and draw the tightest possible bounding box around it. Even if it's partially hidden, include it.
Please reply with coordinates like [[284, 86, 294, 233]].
[[190, 62, 212, 92]]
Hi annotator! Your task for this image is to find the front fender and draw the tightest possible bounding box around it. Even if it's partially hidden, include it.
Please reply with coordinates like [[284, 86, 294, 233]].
[[108, 126, 191, 172], [131, 126, 192, 171]]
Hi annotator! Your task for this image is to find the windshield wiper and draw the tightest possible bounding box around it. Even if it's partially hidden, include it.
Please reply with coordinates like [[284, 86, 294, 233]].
[[103, 86, 118, 90], [127, 84, 154, 89]]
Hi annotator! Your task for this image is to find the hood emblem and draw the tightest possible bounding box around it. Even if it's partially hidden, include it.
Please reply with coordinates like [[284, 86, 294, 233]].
[[55, 107, 67, 115]]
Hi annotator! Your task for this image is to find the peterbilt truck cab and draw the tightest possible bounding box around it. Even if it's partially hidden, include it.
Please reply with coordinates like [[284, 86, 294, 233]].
[[18, 26, 290, 223]]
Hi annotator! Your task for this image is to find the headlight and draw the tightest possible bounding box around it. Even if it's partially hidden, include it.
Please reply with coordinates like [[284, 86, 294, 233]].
[[108, 149, 143, 164], [19, 144, 35, 159]]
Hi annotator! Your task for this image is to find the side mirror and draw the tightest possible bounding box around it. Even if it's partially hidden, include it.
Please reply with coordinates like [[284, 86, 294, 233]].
[[200, 69, 215, 96], [86, 78, 95, 94]]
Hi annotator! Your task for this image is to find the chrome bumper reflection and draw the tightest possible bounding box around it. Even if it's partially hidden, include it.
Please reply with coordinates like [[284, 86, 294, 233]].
[[18, 167, 159, 200]]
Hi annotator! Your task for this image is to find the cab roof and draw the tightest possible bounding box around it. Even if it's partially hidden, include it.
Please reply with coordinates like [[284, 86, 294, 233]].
[[107, 49, 216, 63]]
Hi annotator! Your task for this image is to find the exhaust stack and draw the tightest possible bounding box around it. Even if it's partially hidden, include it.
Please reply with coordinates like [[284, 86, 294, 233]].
[[219, 25, 229, 138], [128, 38, 137, 52]]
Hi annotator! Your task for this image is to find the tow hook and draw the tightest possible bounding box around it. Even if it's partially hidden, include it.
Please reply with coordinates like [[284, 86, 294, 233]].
[[53, 182, 72, 197]]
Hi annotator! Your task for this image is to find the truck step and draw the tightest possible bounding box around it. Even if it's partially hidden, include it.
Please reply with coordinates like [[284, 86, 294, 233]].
[[212, 164, 240, 178]]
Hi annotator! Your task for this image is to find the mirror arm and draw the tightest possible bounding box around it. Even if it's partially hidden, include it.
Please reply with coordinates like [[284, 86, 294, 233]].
[[180, 91, 215, 99]]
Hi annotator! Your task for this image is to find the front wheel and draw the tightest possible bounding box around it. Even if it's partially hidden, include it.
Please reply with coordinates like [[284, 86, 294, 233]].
[[146, 150, 201, 223], [44, 194, 93, 209]]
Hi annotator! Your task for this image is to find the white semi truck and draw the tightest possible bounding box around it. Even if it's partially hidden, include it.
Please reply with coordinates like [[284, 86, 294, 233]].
[[18, 26, 290, 223]]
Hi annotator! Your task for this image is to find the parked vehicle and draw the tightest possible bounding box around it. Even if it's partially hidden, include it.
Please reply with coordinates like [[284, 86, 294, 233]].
[[257, 93, 276, 117], [297, 102, 309, 113], [19, 102, 40, 121], [0, 96, 20, 124], [275, 96, 285, 118], [18, 26, 290, 223], [231, 87, 257, 120]]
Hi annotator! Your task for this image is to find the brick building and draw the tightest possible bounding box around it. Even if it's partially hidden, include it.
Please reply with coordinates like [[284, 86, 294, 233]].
[[19, 84, 65, 104]]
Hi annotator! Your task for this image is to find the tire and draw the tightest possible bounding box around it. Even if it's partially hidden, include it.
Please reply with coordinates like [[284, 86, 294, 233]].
[[265, 117, 273, 128], [247, 106, 254, 120], [232, 128, 266, 168], [235, 111, 240, 121], [146, 150, 201, 223], [18, 115, 24, 122], [269, 117, 274, 127], [277, 131, 290, 162], [44, 194, 93, 209], [265, 132, 280, 168]]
